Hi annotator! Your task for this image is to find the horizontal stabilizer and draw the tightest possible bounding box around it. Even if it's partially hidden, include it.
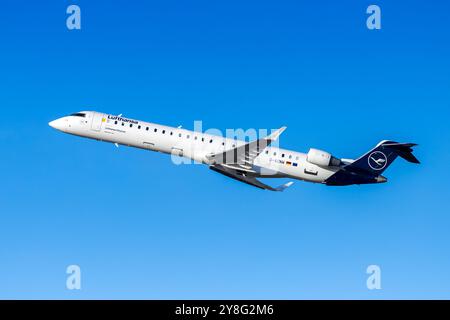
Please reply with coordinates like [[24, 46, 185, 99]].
[[382, 142, 420, 164]]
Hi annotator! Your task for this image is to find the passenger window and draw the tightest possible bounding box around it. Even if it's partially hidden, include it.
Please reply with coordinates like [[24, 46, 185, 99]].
[[179, 133, 182, 137], [130, 124, 133, 128], [170, 132, 173, 135], [187, 135, 190, 139], [138, 125, 141, 129], [162, 130, 165, 134], [282, 154, 285, 158], [209, 139, 213, 143], [146, 127, 149, 131], [154, 128, 157, 132], [122, 123, 125, 126], [114, 121, 118, 125]]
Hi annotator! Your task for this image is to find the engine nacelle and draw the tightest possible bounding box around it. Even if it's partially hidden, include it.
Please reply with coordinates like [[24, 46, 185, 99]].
[[307, 148, 341, 167]]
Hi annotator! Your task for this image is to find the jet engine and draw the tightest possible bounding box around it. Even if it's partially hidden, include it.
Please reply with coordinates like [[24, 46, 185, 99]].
[[306, 148, 341, 167]]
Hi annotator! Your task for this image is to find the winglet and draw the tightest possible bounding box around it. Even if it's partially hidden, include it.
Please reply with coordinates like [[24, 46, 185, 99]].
[[267, 126, 287, 141], [275, 181, 294, 192]]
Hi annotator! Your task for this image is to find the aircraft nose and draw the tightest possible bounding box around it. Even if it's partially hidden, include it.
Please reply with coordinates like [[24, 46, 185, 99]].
[[48, 118, 66, 131]]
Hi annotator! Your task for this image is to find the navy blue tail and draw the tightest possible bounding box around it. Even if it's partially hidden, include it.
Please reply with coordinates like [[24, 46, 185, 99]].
[[325, 140, 419, 186], [347, 140, 419, 175]]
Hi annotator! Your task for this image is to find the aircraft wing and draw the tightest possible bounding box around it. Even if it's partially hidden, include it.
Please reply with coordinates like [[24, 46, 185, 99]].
[[210, 164, 293, 191], [206, 126, 287, 168]]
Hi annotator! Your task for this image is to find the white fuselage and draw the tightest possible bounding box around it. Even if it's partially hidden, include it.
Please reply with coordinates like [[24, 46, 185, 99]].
[[49, 111, 339, 183]]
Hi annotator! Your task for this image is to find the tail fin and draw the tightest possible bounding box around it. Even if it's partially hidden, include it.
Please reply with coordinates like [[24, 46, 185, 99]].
[[346, 140, 419, 175]]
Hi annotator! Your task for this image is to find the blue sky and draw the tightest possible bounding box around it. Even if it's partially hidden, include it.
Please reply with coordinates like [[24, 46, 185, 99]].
[[0, 0, 449, 299]]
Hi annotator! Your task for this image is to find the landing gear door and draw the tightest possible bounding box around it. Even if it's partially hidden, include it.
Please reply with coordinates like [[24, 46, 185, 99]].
[[91, 112, 104, 131]]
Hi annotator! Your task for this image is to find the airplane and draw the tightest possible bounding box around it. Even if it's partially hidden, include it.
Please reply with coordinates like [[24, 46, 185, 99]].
[[49, 111, 420, 191]]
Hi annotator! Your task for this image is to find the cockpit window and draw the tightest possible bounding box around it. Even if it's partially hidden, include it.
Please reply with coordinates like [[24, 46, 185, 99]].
[[70, 113, 86, 118]]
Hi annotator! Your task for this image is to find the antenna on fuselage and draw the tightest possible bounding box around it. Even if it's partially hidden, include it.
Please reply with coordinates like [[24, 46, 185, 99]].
[[177, 125, 182, 128], [118, 113, 122, 117]]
